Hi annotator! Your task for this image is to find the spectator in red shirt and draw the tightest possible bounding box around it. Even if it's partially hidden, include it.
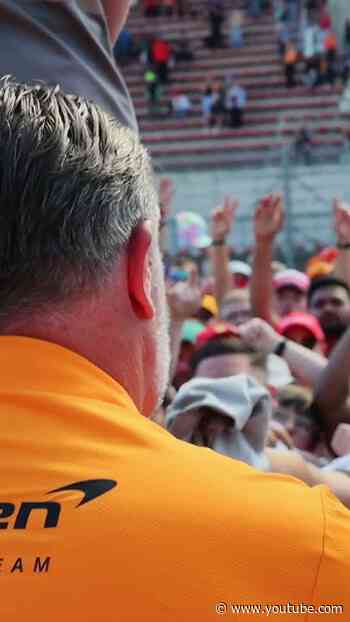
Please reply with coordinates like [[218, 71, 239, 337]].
[[152, 37, 171, 83], [319, 7, 332, 31]]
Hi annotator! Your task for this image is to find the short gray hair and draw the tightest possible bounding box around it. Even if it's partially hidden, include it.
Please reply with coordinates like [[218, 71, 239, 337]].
[[0, 77, 158, 322]]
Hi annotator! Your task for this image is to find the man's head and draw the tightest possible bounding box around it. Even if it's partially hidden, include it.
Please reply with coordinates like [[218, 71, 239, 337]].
[[166, 374, 271, 468], [0, 78, 170, 415], [191, 337, 268, 386], [274, 385, 319, 451], [308, 277, 350, 341], [229, 261, 252, 289], [273, 270, 309, 317]]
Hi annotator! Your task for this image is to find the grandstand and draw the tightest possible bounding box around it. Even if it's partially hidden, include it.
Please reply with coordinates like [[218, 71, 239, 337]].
[[124, 0, 348, 171]]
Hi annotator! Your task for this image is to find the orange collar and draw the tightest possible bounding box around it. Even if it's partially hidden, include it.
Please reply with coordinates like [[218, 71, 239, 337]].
[[0, 335, 140, 416]]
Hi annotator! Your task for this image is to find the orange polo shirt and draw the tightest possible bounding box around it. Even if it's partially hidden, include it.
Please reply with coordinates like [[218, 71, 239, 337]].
[[0, 337, 349, 621]]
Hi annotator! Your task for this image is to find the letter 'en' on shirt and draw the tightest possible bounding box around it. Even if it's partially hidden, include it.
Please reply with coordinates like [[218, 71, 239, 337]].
[[0, 337, 349, 620], [0, 0, 137, 131]]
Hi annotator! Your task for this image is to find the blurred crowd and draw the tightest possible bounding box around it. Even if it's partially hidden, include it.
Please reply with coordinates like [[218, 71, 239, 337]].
[[279, 0, 350, 90], [154, 178, 350, 509], [117, 0, 276, 127], [116, 0, 350, 135]]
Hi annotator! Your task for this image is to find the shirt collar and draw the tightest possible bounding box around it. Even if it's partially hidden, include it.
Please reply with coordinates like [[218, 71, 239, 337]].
[[0, 335, 140, 416]]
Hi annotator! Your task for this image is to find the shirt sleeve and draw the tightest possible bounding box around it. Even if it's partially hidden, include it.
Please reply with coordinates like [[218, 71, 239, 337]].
[[309, 486, 350, 615]]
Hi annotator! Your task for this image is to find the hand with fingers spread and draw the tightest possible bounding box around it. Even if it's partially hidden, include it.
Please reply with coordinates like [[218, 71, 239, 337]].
[[334, 198, 350, 247], [167, 267, 202, 323], [254, 193, 284, 244], [211, 196, 239, 243]]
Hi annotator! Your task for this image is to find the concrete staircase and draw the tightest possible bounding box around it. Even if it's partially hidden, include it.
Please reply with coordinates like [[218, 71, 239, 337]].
[[123, 1, 348, 170]]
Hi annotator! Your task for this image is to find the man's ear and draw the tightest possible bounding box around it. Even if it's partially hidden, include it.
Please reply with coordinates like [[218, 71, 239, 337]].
[[127, 221, 155, 320]]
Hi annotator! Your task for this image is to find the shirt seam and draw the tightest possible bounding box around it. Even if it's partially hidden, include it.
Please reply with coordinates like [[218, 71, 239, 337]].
[[306, 486, 327, 622]]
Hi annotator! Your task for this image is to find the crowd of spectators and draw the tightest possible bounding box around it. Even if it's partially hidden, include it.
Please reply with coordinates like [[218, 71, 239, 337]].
[[278, 0, 350, 90], [125, 0, 350, 149], [156, 178, 350, 510], [136, 0, 276, 123]]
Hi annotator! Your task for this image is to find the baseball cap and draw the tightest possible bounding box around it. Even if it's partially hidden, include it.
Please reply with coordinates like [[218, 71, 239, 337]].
[[181, 320, 205, 344], [306, 260, 334, 280], [319, 247, 338, 263], [229, 261, 252, 278], [273, 269, 310, 293], [306, 247, 338, 280], [277, 312, 325, 343], [201, 295, 218, 317], [195, 321, 240, 349]]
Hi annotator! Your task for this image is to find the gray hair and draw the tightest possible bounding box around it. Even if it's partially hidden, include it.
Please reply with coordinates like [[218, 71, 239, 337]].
[[0, 77, 158, 322]]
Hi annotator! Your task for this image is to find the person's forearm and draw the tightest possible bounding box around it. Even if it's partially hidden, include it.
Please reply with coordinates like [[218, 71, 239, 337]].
[[307, 461, 350, 510], [266, 448, 317, 484], [282, 340, 327, 387], [333, 250, 350, 290], [210, 244, 232, 308], [266, 448, 350, 508], [318, 468, 350, 509], [101, 0, 131, 43], [250, 240, 277, 326], [313, 328, 350, 433]]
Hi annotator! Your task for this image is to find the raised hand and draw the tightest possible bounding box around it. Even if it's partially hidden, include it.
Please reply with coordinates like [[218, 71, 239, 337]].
[[211, 196, 239, 243], [238, 318, 281, 354], [167, 267, 202, 322], [334, 198, 350, 246], [254, 193, 284, 244]]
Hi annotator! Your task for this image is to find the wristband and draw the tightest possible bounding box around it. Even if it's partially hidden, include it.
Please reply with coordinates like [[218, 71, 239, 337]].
[[337, 242, 350, 250], [274, 340, 287, 357], [211, 239, 226, 247]]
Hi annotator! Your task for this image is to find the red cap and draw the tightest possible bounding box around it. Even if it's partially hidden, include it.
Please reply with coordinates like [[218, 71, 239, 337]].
[[318, 247, 338, 263], [195, 321, 240, 349], [277, 312, 325, 343]]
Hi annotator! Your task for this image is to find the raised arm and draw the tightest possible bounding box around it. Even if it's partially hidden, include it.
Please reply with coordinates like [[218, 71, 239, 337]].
[[167, 268, 202, 381], [250, 194, 284, 327], [101, 0, 132, 44], [239, 318, 327, 387], [313, 326, 350, 441], [333, 199, 350, 289], [210, 197, 238, 308]]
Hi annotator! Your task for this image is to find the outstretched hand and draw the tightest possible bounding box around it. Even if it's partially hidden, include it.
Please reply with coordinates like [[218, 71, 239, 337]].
[[334, 198, 350, 246], [211, 196, 239, 243], [254, 193, 284, 244], [167, 267, 202, 322]]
